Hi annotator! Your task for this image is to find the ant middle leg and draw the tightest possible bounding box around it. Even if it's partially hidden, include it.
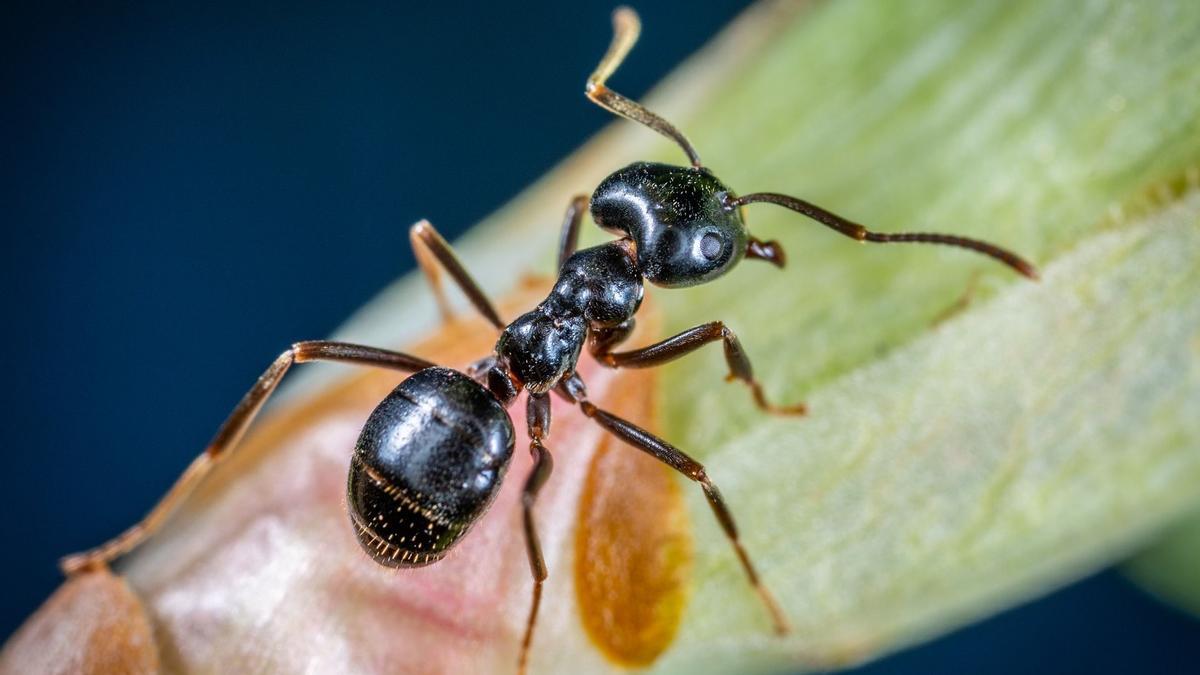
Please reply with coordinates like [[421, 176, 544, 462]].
[[409, 219, 505, 329], [594, 321, 806, 416], [587, 317, 637, 357], [518, 392, 554, 675], [573, 394, 790, 635], [60, 341, 434, 576]]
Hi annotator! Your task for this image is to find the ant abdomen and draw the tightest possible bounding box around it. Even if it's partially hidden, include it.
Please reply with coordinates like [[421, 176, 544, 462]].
[[347, 367, 515, 567]]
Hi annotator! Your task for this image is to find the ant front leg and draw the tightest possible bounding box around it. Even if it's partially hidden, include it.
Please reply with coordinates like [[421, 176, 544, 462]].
[[556, 194, 589, 270], [573, 393, 791, 635], [518, 392, 554, 675], [409, 219, 505, 329], [60, 341, 434, 575], [595, 321, 806, 416]]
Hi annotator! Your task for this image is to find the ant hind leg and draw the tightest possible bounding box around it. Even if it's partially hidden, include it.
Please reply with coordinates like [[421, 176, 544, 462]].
[[517, 392, 554, 675], [60, 341, 434, 575], [574, 393, 791, 635]]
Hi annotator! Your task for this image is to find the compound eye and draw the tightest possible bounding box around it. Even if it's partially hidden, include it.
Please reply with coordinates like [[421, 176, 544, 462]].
[[700, 232, 723, 260]]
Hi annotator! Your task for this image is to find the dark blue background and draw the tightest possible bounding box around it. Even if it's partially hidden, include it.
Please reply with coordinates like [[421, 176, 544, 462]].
[[2, 2, 1196, 672]]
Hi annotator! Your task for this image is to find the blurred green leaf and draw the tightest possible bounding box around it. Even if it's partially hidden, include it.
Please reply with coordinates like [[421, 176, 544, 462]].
[[1127, 510, 1200, 618], [644, 1, 1200, 670]]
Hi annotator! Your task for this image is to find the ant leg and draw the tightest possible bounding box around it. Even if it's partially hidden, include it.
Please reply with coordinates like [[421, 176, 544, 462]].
[[586, 317, 637, 358], [59, 341, 435, 576], [409, 219, 505, 329], [575, 396, 791, 635], [596, 321, 806, 416], [587, 8, 703, 168], [518, 393, 553, 675], [556, 194, 589, 270]]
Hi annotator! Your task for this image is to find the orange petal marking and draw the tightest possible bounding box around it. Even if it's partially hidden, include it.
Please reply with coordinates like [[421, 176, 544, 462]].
[[573, 365, 693, 667]]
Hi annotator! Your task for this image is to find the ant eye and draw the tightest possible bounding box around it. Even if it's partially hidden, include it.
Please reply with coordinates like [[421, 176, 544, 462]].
[[700, 232, 723, 260]]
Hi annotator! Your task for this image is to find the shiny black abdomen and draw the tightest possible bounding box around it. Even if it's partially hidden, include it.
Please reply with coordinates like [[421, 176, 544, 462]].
[[347, 367, 515, 567]]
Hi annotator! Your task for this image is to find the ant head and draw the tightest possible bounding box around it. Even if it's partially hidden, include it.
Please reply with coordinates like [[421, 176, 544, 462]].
[[584, 10, 1037, 286], [590, 162, 750, 288]]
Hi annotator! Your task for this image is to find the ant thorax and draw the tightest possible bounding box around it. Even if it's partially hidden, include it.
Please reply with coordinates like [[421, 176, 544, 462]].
[[495, 240, 643, 393]]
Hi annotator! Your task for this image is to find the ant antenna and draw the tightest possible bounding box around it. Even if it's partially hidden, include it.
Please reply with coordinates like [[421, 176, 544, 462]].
[[731, 192, 1040, 279], [588, 7, 704, 168]]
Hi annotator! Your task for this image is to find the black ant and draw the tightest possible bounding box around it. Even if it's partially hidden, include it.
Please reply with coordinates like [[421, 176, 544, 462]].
[[61, 7, 1038, 673]]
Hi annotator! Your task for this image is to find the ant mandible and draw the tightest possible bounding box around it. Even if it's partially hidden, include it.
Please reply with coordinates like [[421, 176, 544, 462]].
[[60, 7, 1038, 673]]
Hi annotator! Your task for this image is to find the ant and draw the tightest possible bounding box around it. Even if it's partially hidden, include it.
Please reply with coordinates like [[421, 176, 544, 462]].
[[60, 7, 1038, 673]]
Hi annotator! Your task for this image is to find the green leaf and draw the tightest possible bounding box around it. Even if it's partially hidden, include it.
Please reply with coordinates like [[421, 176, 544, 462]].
[[332, 0, 1200, 671], [663, 194, 1200, 672], [1127, 509, 1200, 618]]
